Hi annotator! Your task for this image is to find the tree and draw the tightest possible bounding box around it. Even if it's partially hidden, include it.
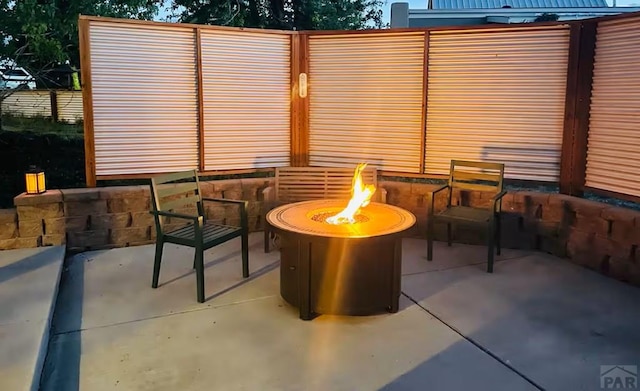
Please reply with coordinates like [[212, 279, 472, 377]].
[[171, 0, 385, 31], [0, 43, 52, 129], [0, 0, 163, 71]]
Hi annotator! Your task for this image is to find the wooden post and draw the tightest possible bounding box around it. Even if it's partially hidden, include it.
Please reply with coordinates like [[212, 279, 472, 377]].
[[290, 33, 310, 167], [560, 21, 597, 196], [78, 16, 97, 187], [50, 91, 58, 123], [420, 32, 429, 174], [195, 28, 206, 172]]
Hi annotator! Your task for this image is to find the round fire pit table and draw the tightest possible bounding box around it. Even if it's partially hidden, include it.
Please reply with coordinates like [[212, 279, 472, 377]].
[[266, 199, 416, 320]]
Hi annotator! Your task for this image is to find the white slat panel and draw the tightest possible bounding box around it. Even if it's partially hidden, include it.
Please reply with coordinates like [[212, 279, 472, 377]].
[[425, 26, 570, 181], [309, 33, 425, 173], [56, 91, 83, 123], [586, 16, 640, 198], [201, 31, 290, 170], [90, 22, 198, 176], [1, 91, 51, 118]]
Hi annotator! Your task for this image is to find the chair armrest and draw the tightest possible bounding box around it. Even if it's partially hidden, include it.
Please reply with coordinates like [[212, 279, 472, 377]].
[[263, 186, 275, 202], [429, 184, 449, 195], [203, 198, 247, 207], [150, 210, 201, 223], [492, 190, 508, 212], [426, 184, 449, 215]]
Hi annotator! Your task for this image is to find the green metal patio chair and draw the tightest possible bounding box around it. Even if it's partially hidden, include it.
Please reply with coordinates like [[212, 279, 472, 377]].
[[149, 170, 249, 303], [426, 160, 506, 273]]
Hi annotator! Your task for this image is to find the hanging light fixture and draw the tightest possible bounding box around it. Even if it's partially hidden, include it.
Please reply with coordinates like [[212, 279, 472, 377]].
[[25, 165, 46, 194]]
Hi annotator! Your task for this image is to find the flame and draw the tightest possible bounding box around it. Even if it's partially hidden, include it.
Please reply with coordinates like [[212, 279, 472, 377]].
[[326, 163, 376, 225]]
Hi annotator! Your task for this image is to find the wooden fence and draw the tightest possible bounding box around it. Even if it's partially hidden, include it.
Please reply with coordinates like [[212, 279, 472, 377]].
[[1, 90, 83, 124]]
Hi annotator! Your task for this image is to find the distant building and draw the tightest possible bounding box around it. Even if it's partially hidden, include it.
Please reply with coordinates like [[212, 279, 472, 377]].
[[390, 0, 640, 28]]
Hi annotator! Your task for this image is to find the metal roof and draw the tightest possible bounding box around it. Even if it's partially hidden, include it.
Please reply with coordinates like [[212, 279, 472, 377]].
[[431, 0, 608, 8]]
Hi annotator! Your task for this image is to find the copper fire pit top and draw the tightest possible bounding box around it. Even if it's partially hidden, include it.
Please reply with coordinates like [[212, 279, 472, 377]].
[[266, 199, 416, 239]]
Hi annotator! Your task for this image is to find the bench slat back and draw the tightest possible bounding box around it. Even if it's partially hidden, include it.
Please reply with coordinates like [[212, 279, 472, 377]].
[[150, 170, 203, 218], [449, 160, 504, 194], [275, 166, 379, 203]]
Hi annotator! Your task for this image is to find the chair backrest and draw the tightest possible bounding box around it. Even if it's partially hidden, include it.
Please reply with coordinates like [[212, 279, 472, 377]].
[[274, 166, 380, 203], [149, 170, 204, 223], [447, 160, 505, 205]]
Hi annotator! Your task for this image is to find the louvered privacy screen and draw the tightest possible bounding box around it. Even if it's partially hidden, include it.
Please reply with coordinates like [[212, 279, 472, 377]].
[[308, 33, 425, 173], [200, 31, 291, 170], [586, 17, 640, 198], [90, 22, 199, 175], [424, 26, 570, 181]]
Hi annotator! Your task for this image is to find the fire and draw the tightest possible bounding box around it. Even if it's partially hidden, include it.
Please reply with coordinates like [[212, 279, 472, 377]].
[[326, 163, 376, 225]]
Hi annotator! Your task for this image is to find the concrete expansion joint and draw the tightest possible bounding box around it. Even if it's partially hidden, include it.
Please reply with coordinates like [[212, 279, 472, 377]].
[[401, 292, 545, 391]]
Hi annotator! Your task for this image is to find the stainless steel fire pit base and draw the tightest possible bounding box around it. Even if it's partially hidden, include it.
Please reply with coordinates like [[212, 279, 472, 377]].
[[266, 200, 416, 320]]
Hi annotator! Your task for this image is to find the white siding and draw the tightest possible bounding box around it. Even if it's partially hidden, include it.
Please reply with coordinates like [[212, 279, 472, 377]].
[[2, 91, 51, 118], [56, 91, 83, 123]]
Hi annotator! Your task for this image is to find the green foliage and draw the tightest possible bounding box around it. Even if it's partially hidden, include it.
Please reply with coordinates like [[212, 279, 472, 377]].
[[0, 122, 85, 208], [1, 114, 84, 140], [534, 13, 560, 22], [171, 0, 385, 30], [0, 0, 162, 71]]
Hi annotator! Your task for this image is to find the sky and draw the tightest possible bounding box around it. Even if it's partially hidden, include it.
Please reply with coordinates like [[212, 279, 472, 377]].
[[156, 0, 640, 26]]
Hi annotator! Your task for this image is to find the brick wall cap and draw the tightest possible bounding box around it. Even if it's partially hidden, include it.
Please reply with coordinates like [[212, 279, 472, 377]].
[[61, 188, 101, 201], [14, 190, 63, 206], [99, 185, 148, 200]]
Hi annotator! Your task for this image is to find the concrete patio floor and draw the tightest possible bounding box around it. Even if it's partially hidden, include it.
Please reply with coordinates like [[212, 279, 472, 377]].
[[39, 233, 640, 391]]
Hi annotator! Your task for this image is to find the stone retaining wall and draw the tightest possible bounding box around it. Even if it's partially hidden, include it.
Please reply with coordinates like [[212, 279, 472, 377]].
[[3, 178, 271, 252], [382, 181, 640, 286], [0, 178, 638, 285]]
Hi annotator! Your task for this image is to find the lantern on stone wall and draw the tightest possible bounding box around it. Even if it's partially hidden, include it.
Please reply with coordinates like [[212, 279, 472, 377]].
[[25, 165, 46, 194]]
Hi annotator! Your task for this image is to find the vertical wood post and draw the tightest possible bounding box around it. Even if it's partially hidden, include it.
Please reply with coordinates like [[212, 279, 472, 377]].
[[195, 28, 206, 172], [290, 33, 309, 167], [560, 21, 597, 196], [78, 16, 97, 187], [50, 91, 59, 123], [419, 32, 430, 174]]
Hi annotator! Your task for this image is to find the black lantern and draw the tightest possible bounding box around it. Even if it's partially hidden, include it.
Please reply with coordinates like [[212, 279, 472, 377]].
[[25, 165, 46, 194]]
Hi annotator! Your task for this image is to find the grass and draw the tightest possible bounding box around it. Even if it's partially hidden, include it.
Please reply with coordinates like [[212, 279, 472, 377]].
[[1, 114, 84, 140]]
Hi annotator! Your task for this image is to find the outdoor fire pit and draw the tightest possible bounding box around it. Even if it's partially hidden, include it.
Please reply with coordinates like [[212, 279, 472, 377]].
[[266, 199, 416, 320]]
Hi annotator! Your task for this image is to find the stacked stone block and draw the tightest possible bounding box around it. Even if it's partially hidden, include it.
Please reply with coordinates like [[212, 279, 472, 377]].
[[6, 178, 273, 252], [1, 178, 639, 286]]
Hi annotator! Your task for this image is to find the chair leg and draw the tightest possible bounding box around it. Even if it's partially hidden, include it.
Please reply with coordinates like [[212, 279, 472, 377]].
[[152, 240, 164, 288], [264, 228, 270, 253], [496, 214, 502, 256], [195, 247, 205, 303], [427, 219, 434, 261], [447, 223, 452, 247], [242, 230, 249, 278], [487, 222, 495, 273]]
